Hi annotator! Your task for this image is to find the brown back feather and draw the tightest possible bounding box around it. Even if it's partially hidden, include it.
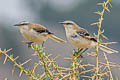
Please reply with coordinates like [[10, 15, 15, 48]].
[[30, 24, 53, 34]]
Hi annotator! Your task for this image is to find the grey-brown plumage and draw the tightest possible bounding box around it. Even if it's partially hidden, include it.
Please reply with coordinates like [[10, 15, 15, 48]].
[[14, 21, 66, 46], [60, 20, 118, 53]]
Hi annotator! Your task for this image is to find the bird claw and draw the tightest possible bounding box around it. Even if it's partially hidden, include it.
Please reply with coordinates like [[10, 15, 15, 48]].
[[79, 54, 84, 58], [21, 41, 33, 48]]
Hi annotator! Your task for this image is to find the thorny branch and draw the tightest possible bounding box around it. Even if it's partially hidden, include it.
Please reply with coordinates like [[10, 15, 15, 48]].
[[0, 0, 120, 80]]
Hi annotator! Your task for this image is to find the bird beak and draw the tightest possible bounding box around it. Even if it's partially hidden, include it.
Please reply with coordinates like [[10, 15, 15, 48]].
[[59, 22, 65, 24], [14, 24, 21, 26]]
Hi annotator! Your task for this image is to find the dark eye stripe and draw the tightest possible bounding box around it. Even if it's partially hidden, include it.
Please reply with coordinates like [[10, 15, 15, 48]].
[[66, 23, 72, 25], [20, 23, 28, 25]]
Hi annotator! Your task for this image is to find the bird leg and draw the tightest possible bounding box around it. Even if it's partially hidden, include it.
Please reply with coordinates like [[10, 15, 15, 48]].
[[42, 41, 45, 47], [73, 48, 83, 57], [77, 48, 88, 58], [27, 42, 33, 48], [82, 48, 88, 53], [77, 48, 84, 53], [22, 41, 33, 48], [77, 48, 84, 58]]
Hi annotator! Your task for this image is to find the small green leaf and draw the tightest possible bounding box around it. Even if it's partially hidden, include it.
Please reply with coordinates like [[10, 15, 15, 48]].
[[77, 76, 80, 80], [106, 5, 109, 9], [102, 1, 106, 8], [31, 44, 42, 51], [10, 54, 14, 58], [97, 23, 100, 27], [36, 45, 42, 50], [42, 77, 46, 80], [52, 70, 55, 75], [73, 49, 76, 53], [53, 61, 58, 68], [3, 49, 7, 53], [44, 58, 48, 63], [90, 72, 95, 76], [96, 51, 99, 54], [7, 54, 14, 61], [37, 74, 41, 78], [31, 72, 36, 77], [18, 62, 22, 65], [109, 0, 111, 2], [101, 29, 104, 34], [48, 65, 51, 69], [25, 68, 31, 75], [99, 39, 103, 43], [77, 48, 80, 51], [74, 57, 77, 62], [41, 52, 45, 57], [93, 33, 97, 37], [70, 64, 73, 69], [65, 79, 69, 80], [4, 78, 8, 80]]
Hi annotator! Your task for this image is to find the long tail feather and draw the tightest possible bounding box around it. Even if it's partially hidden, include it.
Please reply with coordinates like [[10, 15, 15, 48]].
[[49, 35, 66, 43], [99, 44, 118, 54]]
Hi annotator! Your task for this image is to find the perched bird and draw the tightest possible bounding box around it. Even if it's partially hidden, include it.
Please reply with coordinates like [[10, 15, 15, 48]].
[[60, 20, 118, 54], [14, 21, 65, 47]]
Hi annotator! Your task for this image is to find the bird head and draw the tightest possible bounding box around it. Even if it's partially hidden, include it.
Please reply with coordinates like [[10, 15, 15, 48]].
[[14, 21, 31, 30], [59, 20, 76, 29], [14, 21, 30, 26]]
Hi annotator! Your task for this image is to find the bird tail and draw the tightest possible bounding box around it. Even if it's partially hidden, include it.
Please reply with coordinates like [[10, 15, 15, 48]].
[[49, 35, 66, 43], [99, 44, 118, 54]]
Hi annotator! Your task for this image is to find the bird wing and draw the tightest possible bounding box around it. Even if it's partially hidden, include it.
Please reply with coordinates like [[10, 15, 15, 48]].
[[76, 28, 97, 42], [83, 36, 97, 42], [32, 24, 53, 34]]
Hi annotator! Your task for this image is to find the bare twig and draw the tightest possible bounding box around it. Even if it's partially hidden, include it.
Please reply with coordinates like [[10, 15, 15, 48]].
[[103, 52, 113, 80]]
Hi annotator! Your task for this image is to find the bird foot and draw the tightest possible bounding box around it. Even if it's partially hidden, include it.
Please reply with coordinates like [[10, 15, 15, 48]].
[[73, 49, 83, 58], [21, 41, 33, 48]]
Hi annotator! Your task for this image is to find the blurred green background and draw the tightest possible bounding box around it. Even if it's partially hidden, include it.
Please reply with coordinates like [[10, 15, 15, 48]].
[[0, 0, 120, 79]]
